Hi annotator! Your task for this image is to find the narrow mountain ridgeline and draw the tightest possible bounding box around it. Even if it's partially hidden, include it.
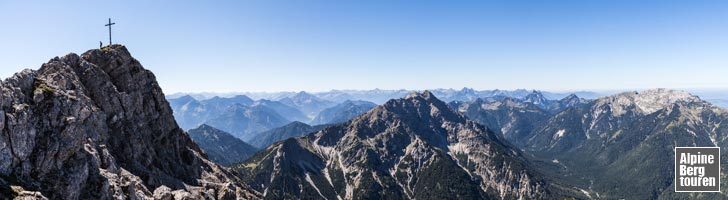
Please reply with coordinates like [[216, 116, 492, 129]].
[[233, 91, 582, 199], [188, 124, 258, 166], [0, 45, 259, 199], [311, 100, 377, 125], [524, 89, 728, 199], [247, 121, 333, 148]]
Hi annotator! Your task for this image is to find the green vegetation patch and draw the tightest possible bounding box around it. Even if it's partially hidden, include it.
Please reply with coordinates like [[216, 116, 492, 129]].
[[34, 81, 56, 94]]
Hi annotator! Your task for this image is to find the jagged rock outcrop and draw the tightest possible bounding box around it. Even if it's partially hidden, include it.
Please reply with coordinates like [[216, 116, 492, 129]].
[[0, 45, 259, 199], [234, 91, 581, 199]]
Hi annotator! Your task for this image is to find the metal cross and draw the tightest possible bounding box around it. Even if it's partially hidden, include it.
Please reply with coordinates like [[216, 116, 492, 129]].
[[105, 18, 116, 45]]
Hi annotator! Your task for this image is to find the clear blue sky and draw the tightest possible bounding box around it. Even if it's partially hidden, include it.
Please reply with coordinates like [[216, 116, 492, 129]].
[[1, 1, 727, 93]]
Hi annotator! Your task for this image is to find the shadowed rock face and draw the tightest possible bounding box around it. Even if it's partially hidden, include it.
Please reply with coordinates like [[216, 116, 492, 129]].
[[0, 45, 259, 199]]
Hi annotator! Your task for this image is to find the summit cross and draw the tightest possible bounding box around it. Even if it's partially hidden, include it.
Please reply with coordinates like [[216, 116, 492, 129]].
[[105, 18, 116, 45]]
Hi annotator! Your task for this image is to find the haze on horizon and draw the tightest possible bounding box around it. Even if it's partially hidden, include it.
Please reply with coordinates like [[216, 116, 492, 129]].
[[1, 1, 727, 93]]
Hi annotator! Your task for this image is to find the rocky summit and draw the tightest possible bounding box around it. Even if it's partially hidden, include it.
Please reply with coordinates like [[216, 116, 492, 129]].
[[234, 91, 581, 199], [0, 45, 259, 199]]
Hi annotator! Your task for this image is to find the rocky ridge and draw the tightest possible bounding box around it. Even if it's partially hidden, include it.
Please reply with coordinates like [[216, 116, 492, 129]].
[[0, 45, 259, 199]]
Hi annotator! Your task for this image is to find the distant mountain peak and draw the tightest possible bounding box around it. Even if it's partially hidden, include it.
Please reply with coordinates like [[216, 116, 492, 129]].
[[563, 93, 579, 99], [178, 94, 196, 101], [598, 88, 701, 115], [288, 121, 309, 126], [404, 90, 436, 100], [461, 87, 475, 92], [230, 94, 253, 101], [638, 88, 694, 98], [523, 90, 549, 106], [196, 123, 216, 130], [293, 91, 315, 98], [367, 90, 466, 131], [525, 90, 545, 98], [399, 91, 451, 112]]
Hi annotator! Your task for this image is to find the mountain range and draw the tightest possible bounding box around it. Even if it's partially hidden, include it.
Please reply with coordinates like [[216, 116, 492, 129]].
[[118, 79, 728, 199], [447, 88, 728, 199], [452, 91, 590, 147], [170, 84, 728, 199], [204, 103, 291, 141], [5, 44, 728, 199], [168, 95, 378, 143], [169, 88, 605, 104], [232, 91, 583, 199], [524, 89, 728, 199]]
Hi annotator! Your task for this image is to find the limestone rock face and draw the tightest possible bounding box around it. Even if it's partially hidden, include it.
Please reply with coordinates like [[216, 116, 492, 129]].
[[0, 45, 260, 199]]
